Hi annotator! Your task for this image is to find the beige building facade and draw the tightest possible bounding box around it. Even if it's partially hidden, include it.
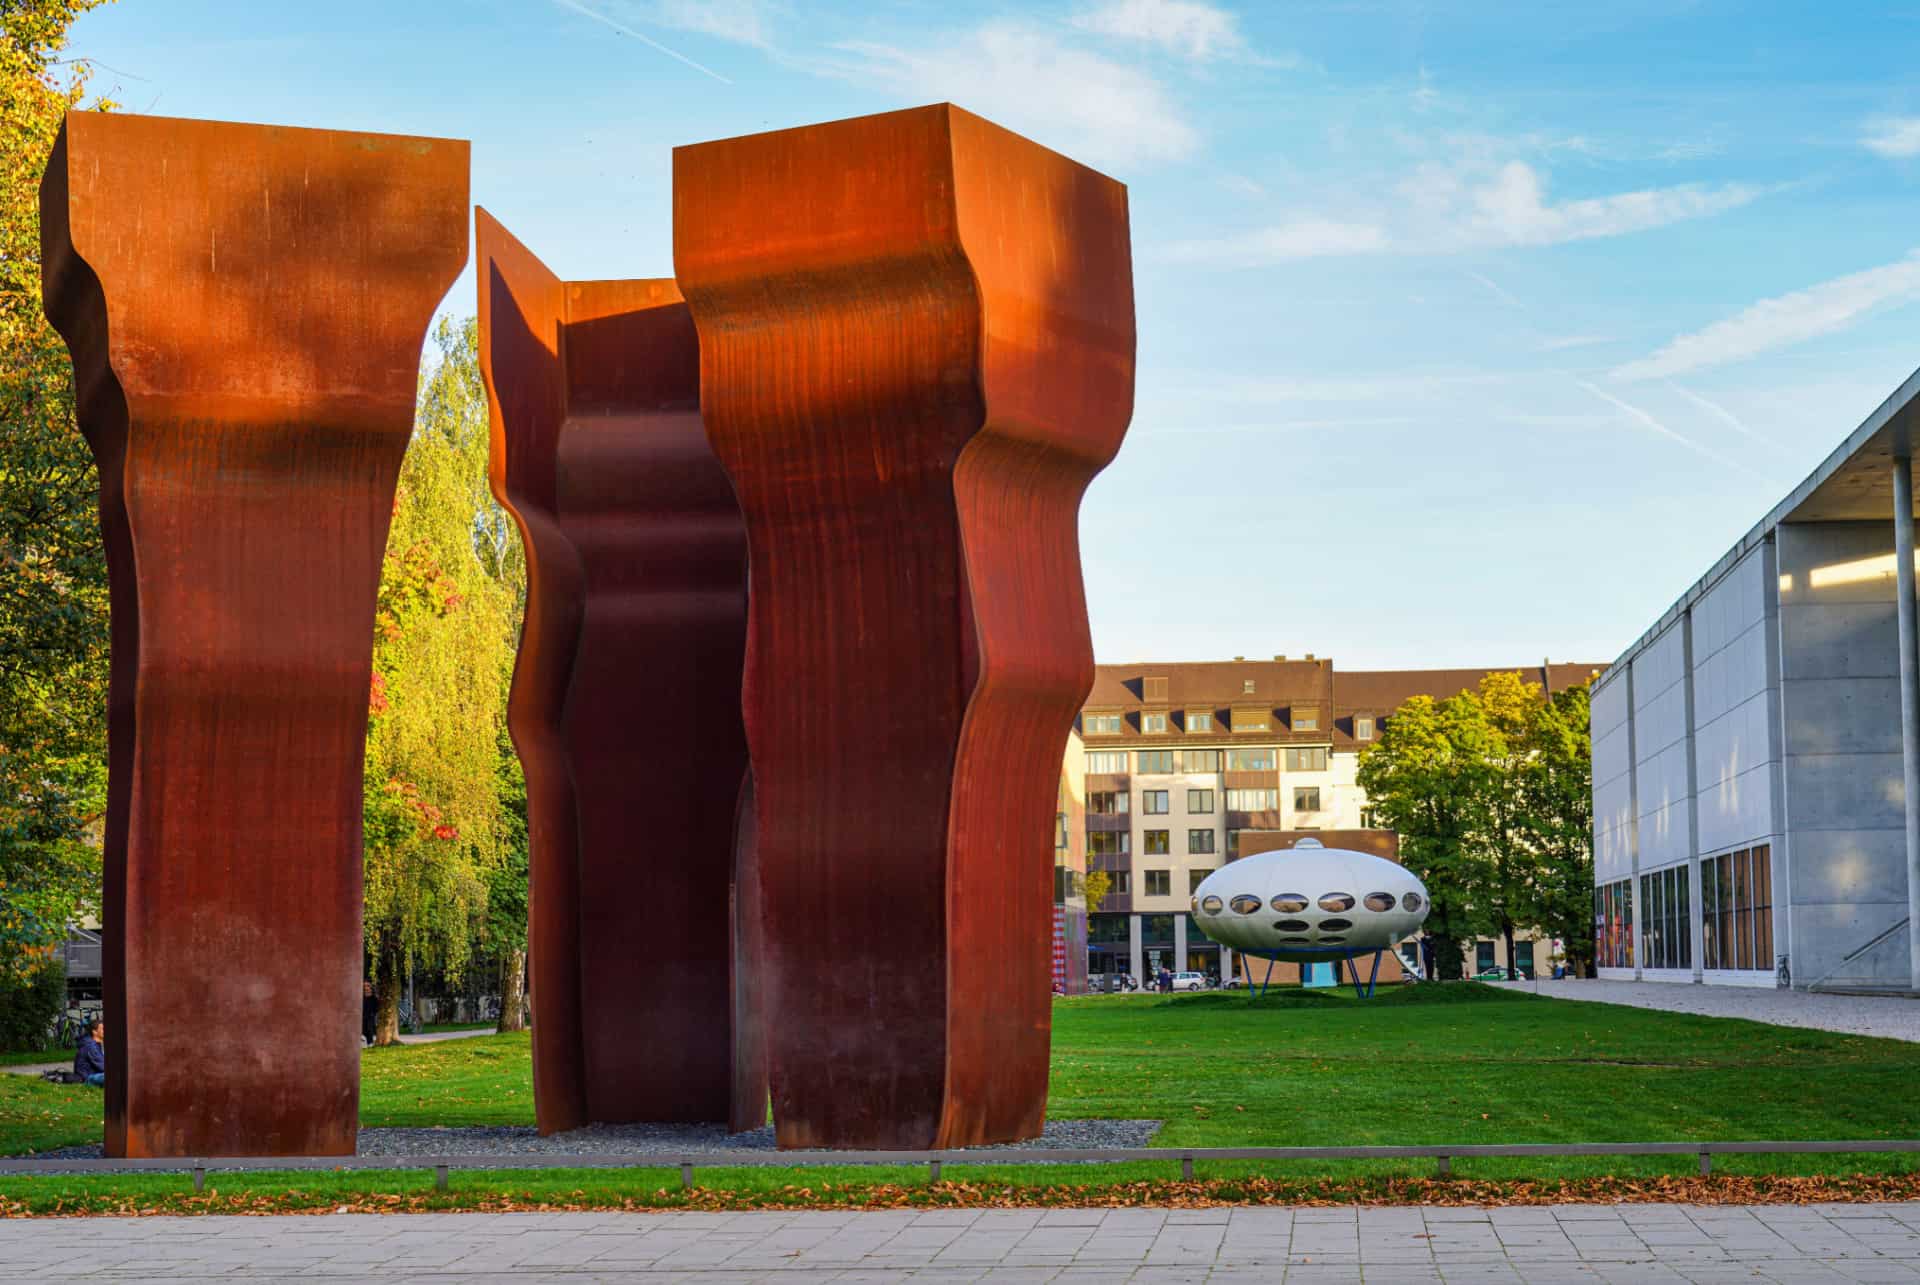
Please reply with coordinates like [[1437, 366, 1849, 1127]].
[[1057, 656, 1601, 989]]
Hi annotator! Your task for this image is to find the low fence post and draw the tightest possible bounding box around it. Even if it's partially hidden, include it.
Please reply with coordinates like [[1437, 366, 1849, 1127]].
[[1435, 1154, 1451, 1179], [929, 1159, 942, 1183], [192, 1165, 205, 1194], [1181, 1155, 1194, 1181], [1698, 1150, 1711, 1177], [435, 1165, 449, 1193], [680, 1161, 694, 1189]]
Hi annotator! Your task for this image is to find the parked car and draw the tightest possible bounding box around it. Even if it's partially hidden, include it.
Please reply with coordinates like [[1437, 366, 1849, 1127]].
[[1472, 967, 1507, 981], [1170, 971, 1209, 992]]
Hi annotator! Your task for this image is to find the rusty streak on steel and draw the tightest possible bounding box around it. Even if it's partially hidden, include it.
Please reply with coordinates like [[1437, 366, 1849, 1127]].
[[474, 210, 762, 1135], [674, 104, 1136, 1149], [38, 112, 468, 1157]]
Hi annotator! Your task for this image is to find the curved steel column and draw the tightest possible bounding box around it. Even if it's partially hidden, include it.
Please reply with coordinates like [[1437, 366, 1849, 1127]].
[[476, 212, 760, 1133], [675, 104, 1135, 1148], [39, 112, 468, 1157]]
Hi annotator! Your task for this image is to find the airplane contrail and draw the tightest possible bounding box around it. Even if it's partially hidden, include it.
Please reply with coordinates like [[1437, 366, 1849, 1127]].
[[549, 0, 732, 85]]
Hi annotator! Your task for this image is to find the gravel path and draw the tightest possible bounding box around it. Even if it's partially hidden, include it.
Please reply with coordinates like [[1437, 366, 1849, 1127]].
[[19, 1118, 1161, 1165], [1489, 977, 1920, 1041]]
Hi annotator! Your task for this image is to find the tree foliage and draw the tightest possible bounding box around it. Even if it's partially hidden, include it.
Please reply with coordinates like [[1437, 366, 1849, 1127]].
[[1357, 672, 1595, 980], [0, 0, 113, 975], [362, 317, 523, 1041]]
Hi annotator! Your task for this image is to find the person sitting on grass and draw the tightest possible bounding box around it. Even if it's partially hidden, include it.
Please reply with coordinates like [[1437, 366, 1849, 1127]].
[[74, 1017, 105, 1087]]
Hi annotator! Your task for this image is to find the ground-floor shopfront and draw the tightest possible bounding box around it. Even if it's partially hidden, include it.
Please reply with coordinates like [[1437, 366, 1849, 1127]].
[[1085, 912, 1231, 987]]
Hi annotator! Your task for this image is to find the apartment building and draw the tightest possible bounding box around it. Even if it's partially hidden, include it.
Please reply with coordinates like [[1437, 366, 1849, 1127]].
[[1054, 656, 1601, 989]]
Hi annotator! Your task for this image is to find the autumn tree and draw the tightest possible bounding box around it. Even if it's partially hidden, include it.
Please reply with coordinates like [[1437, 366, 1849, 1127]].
[[0, 0, 113, 977], [362, 317, 521, 1043], [1475, 671, 1544, 981]]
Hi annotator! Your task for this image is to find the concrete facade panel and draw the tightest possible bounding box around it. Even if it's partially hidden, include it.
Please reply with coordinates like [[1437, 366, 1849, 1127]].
[[1781, 676, 1904, 755], [1779, 602, 1898, 680], [1696, 760, 1773, 856], [1788, 900, 1908, 988], [1784, 751, 1903, 831], [1786, 827, 1910, 905]]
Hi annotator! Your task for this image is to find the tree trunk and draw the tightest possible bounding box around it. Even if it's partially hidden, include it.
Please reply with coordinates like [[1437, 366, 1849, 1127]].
[[374, 945, 404, 1046], [1431, 933, 1465, 981], [1503, 920, 1518, 981], [497, 949, 527, 1033]]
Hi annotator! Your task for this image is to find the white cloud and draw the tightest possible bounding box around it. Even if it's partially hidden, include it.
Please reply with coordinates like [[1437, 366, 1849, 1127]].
[[1070, 0, 1244, 60], [1408, 160, 1758, 250], [832, 22, 1199, 169], [1167, 159, 1757, 264], [1863, 117, 1920, 159], [1169, 217, 1385, 262], [1536, 334, 1613, 352], [1612, 252, 1920, 381]]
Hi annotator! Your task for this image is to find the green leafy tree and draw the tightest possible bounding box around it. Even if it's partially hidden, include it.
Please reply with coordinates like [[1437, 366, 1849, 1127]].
[[1357, 693, 1494, 980], [0, 0, 113, 977], [485, 723, 529, 1032], [362, 318, 520, 1043], [1519, 683, 1595, 974]]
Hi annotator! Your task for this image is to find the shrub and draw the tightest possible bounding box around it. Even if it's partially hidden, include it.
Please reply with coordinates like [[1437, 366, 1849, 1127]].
[[0, 959, 66, 1051]]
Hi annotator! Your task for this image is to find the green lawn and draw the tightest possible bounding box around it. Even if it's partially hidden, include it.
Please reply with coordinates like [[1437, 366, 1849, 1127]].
[[7, 985, 1920, 1210], [0, 1047, 70, 1067]]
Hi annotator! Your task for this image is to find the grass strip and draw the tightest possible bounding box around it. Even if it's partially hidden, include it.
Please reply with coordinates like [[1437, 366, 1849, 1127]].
[[9, 1159, 1920, 1217]]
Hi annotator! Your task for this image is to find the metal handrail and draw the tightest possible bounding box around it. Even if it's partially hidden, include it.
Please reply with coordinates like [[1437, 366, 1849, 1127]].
[[1806, 917, 1910, 992], [7, 1138, 1920, 1192]]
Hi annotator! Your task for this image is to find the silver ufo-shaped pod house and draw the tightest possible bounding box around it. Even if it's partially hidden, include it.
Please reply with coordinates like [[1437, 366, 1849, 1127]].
[[1191, 839, 1430, 996]]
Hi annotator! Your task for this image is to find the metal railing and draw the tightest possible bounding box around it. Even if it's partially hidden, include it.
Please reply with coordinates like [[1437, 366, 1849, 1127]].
[[6, 1139, 1920, 1195]]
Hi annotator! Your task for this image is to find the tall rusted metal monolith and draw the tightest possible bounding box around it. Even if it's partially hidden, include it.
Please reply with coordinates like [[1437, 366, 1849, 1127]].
[[474, 210, 761, 1136], [674, 104, 1136, 1149], [39, 112, 468, 1157]]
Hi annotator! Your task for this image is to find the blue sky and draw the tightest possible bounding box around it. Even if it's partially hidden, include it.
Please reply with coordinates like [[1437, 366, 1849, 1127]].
[[64, 0, 1920, 669]]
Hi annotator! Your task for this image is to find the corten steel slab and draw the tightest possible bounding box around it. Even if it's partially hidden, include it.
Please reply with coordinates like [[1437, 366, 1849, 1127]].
[[37, 113, 468, 1157], [475, 211, 761, 1134], [674, 104, 1136, 1149]]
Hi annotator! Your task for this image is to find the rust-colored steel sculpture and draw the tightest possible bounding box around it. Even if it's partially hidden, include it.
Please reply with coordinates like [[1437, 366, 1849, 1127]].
[[675, 104, 1136, 1149], [475, 211, 761, 1135], [38, 112, 467, 1157]]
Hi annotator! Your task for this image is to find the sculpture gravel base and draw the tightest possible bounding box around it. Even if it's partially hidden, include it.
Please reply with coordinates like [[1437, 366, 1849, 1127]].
[[23, 1119, 1161, 1164]]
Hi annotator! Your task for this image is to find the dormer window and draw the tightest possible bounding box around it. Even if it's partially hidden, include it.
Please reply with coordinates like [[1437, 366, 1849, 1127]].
[[1141, 711, 1167, 734], [1355, 715, 1375, 741], [1241, 679, 1256, 694], [1082, 712, 1122, 735], [1143, 676, 1169, 702], [1231, 706, 1270, 732], [1186, 710, 1213, 733], [1292, 706, 1320, 732]]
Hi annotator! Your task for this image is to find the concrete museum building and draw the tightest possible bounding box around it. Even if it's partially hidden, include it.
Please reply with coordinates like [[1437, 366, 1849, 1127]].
[[1594, 369, 1920, 991]]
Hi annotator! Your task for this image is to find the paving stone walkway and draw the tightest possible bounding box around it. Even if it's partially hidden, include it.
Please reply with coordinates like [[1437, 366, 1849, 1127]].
[[1486, 979, 1920, 1043], [7, 1201, 1920, 1281]]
